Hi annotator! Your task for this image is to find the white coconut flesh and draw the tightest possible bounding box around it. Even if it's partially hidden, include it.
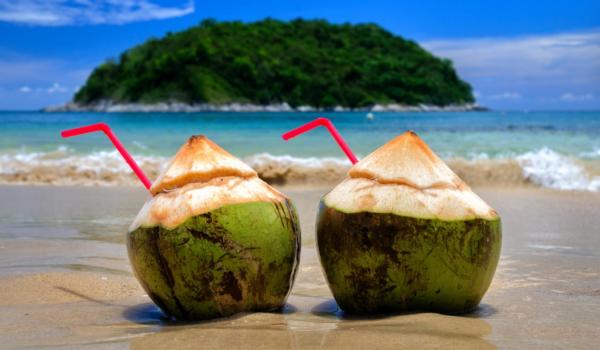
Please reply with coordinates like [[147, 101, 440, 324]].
[[130, 135, 287, 231], [323, 131, 498, 221]]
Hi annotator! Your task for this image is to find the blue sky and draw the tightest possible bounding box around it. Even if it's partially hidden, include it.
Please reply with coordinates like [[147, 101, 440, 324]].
[[0, 0, 599, 110]]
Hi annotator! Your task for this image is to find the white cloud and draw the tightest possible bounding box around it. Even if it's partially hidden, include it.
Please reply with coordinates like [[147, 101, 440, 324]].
[[560, 93, 594, 101], [489, 92, 521, 100], [422, 30, 600, 85], [0, 51, 91, 109], [422, 29, 600, 108], [0, 0, 194, 26], [46, 82, 68, 93], [16, 83, 73, 94]]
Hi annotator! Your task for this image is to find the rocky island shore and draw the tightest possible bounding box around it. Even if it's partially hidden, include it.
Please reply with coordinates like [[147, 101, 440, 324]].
[[44, 101, 488, 113]]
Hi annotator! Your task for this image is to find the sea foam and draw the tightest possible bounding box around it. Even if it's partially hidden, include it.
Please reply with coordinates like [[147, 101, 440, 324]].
[[517, 148, 600, 191], [245, 153, 350, 185], [0, 147, 166, 186]]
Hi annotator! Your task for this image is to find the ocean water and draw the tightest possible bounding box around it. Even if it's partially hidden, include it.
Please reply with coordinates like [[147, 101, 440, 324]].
[[0, 110, 599, 191]]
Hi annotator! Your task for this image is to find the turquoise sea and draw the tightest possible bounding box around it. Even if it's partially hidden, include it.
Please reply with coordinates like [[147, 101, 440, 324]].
[[1, 111, 599, 191]]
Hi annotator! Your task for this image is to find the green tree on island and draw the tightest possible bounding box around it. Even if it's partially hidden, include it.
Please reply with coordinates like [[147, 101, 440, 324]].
[[75, 19, 474, 108]]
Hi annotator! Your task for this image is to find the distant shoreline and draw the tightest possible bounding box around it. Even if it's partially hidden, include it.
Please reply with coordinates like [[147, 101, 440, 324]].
[[42, 101, 489, 113]]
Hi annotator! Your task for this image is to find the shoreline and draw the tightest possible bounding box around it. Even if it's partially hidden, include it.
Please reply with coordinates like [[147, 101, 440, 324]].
[[2, 151, 599, 192], [42, 101, 489, 113]]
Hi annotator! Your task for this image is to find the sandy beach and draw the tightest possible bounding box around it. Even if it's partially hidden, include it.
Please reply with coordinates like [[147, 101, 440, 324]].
[[2, 0, 599, 347], [0, 185, 599, 349]]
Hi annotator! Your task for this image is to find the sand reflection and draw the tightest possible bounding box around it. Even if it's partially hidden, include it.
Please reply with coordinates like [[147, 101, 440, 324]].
[[129, 295, 494, 350]]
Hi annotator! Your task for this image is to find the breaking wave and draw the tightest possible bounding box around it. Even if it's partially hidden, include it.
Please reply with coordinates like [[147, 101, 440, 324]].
[[0, 147, 167, 186], [245, 153, 350, 185], [516, 148, 600, 192], [0, 147, 599, 192]]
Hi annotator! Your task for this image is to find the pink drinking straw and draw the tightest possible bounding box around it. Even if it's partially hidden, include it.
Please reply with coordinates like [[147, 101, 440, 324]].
[[282, 117, 358, 164], [61, 122, 152, 191]]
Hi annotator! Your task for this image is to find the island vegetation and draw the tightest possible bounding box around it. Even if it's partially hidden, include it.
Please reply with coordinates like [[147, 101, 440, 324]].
[[74, 19, 475, 109]]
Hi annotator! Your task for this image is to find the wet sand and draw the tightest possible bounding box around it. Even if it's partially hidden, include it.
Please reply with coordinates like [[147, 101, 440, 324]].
[[0, 185, 598, 349]]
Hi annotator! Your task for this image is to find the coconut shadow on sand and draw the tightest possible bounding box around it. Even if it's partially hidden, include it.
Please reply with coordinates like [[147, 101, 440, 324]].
[[122, 301, 299, 326], [310, 298, 498, 319]]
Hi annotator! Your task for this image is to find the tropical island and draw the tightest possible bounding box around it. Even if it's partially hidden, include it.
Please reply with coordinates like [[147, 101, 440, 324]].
[[46, 19, 485, 112]]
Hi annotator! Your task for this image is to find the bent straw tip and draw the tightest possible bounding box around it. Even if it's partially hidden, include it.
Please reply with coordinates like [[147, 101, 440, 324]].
[[59, 122, 152, 191], [61, 122, 110, 138], [282, 117, 332, 141], [281, 117, 358, 165], [61, 129, 80, 138]]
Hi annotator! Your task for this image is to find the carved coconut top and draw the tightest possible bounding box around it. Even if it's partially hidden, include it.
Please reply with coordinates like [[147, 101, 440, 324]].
[[150, 135, 257, 195], [349, 131, 466, 190], [132, 135, 286, 230], [325, 131, 499, 221]]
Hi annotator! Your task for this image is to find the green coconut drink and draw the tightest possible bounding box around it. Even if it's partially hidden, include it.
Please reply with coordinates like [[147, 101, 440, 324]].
[[317, 131, 501, 314], [127, 136, 301, 320]]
